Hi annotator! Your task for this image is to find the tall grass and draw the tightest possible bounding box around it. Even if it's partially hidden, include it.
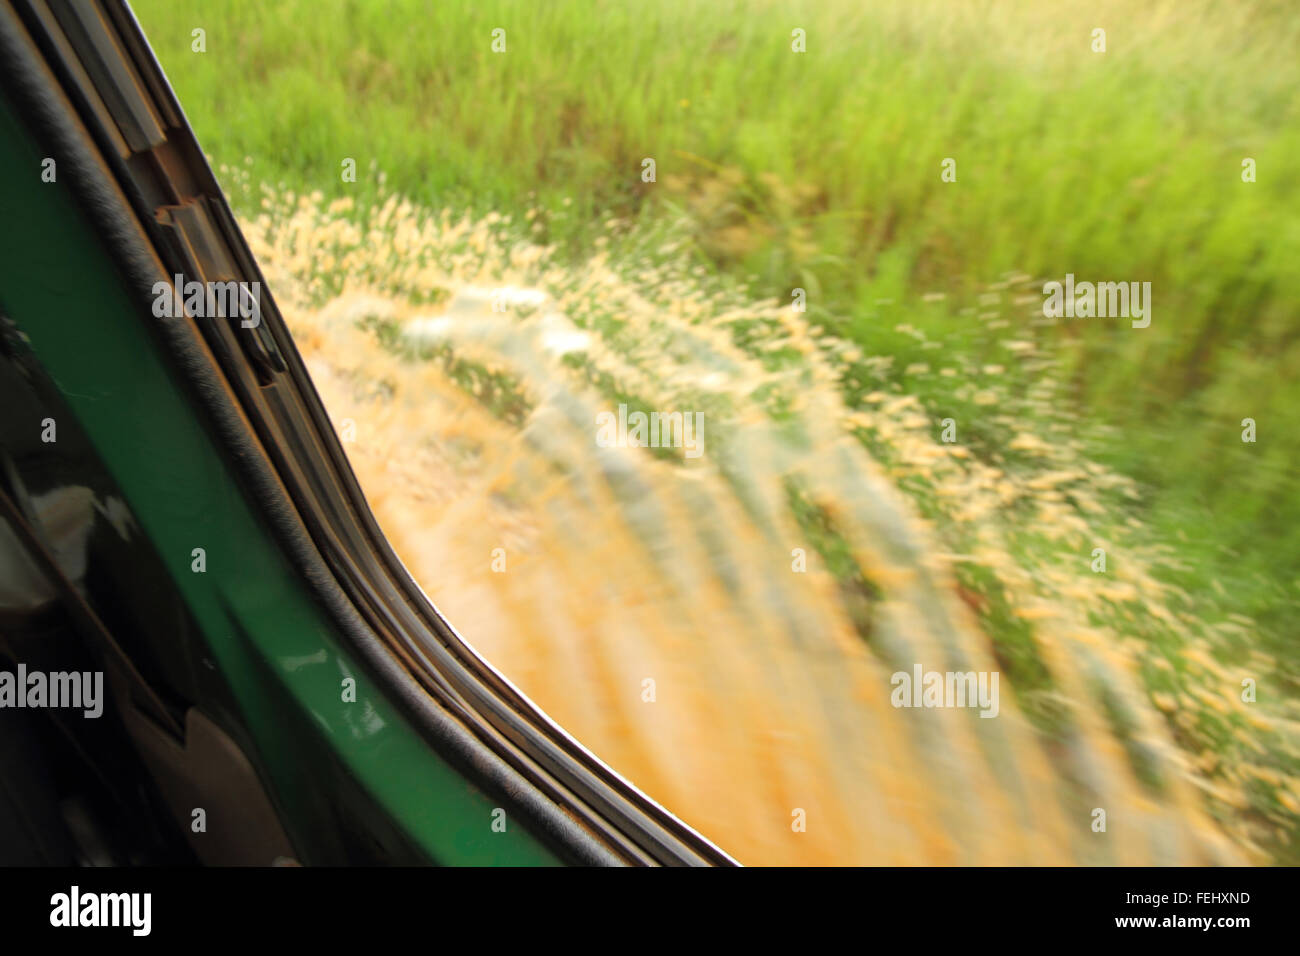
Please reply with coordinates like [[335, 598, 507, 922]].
[[132, 0, 1298, 722]]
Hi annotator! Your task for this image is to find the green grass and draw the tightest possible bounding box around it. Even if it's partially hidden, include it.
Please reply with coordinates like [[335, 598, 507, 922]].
[[133, 0, 1297, 681]]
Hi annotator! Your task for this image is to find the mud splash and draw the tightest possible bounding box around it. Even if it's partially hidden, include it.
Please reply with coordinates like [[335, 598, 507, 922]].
[[234, 179, 1291, 865]]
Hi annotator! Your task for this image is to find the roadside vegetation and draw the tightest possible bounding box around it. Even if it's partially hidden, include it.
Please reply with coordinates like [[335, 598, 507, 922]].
[[134, 0, 1299, 862]]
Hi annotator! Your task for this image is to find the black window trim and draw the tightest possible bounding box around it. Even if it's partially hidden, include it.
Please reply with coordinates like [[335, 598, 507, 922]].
[[3, 0, 737, 867]]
